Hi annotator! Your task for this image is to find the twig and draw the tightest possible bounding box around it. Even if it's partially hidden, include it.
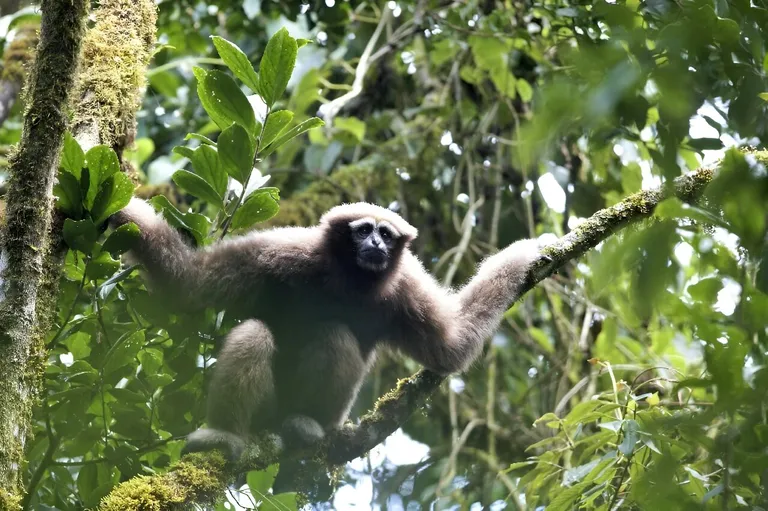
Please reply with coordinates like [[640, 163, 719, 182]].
[[322, 7, 391, 124]]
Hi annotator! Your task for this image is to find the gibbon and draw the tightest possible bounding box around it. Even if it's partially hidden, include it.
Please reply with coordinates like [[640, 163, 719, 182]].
[[111, 198, 541, 460]]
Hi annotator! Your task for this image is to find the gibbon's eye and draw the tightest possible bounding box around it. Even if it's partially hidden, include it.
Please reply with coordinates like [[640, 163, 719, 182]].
[[356, 224, 373, 237], [379, 228, 392, 241]]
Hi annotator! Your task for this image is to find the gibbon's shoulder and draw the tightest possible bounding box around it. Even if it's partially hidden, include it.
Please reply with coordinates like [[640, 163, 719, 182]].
[[221, 225, 324, 266], [320, 202, 418, 241]]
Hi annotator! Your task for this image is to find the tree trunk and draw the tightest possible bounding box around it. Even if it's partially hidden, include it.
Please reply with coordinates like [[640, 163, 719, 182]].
[[0, 1, 87, 507]]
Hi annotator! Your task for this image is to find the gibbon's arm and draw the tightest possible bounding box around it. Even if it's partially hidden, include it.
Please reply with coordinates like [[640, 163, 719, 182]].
[[391, 239, 540, 375], [110, 198, 318, 311]]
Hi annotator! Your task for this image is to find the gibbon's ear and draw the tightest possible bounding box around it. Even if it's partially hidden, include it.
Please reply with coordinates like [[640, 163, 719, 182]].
[[320, 202, 418, 242]]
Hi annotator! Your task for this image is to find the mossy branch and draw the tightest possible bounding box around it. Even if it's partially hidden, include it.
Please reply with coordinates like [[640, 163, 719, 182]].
[[0, 22, 40, 128], [99, 166, 715, 509], [0, 0, 87, 507]]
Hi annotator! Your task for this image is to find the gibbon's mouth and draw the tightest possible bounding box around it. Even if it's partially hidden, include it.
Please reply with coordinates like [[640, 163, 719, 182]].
[[358, 249, 388, 271]]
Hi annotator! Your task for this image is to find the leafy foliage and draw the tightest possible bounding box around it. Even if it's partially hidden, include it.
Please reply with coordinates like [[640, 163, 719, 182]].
[[8, 0, 768, 510]]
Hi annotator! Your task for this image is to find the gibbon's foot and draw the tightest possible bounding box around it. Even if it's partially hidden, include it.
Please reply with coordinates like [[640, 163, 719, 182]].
[[281, 415, 326, 449], [183, 428, 246, 463]]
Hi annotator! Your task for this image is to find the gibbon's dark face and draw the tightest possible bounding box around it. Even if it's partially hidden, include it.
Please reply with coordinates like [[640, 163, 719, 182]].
[[349, 217, 400, 272]]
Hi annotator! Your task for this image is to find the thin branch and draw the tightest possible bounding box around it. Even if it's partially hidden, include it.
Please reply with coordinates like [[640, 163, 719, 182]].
[[321, 7, 390, 124]]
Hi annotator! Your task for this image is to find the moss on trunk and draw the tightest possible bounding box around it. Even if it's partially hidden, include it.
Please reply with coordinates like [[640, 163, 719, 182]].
[[0, 0, 87, 505]]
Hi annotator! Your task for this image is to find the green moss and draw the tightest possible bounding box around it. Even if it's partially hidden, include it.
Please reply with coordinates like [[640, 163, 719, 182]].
[[0, 489, 21, 510], [72, 0, 157, 151], [99, 452, 228, 511], [270, 160, 399, 228], [1, 23, 39, 84]]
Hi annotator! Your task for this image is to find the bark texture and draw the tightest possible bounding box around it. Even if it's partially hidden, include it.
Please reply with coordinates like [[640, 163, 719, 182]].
[[0, 0, 87, 507]]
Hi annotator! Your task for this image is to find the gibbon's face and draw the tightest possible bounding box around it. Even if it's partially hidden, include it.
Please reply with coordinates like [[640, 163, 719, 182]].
[[349, 217, 400, 272]]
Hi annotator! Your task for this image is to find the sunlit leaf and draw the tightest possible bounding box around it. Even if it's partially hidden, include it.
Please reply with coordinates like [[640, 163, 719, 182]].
[[260, 110, 294, 149], [211, 36, 260, 92], [172, 169, 224, 207], [219, 123, 255, 183], [84, 145, 120, 208], [260, 117, 324, 157], [231, 187, 280, 230], [258, 27, 298, 107], [91, 172, 135, 225], [61, 132, 85, 178]]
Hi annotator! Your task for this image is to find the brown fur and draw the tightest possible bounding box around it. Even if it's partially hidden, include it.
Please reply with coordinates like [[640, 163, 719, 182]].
[[111, 198, 540, 457]]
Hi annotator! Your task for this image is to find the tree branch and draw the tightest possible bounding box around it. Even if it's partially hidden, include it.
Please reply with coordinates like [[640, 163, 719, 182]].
[[99, 165, 715, 509], [0, 0, 87, 507], [0, 22, 39, 128]]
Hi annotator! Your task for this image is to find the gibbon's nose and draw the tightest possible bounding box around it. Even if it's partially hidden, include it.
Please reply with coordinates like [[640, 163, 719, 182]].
[[370, 235, 382, 247]]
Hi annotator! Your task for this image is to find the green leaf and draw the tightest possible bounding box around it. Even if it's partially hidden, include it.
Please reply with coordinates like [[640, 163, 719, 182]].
[[260, 110, 294, 149], [85, 145, 120, 208], [546, 480, 592, 511], [261, 492, 298, 511], [334, 116, 366, 143], [90, 172, 135, 225], [258, 27, 298, 107], [54, 171, 84, 218], [172, 170, 224, 207], [102, 222, 140, 257], [108, 388, 148, 403], [503, 460, 536, 473], [77, 464, 98, 507], [687, 137, 723, 151], [63, 218, 98, 254], [231, 187, 280, 230], [211, 36, 260, 92], [688, 277, 723, 304], [194, 67, 233, 132], [104, 330, 145, 375], [618, 419, 639, 456], [296, 38, 312, 49], [64, 332, 92, 360], [517, 78, 534, 102], [173, 146, 195, 159], [247, 465, 279, 496], [97, 265, 137, 300], [760, 92, 768, 102], [138, 349, 163, 374], [468, 35, 507, 70], [185, 133, 216, 145], [200, 69, 258, 133], [219, 123, 255, 183], [190, 144, 228, 196], [85, 251, 121, 280], [260, 117, 324, 157], [149, 195, 209, 245], [61, 132, 85, 178]]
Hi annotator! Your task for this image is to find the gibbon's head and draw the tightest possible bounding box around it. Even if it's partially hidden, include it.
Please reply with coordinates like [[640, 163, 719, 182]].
[[321, 203, 417, 274]]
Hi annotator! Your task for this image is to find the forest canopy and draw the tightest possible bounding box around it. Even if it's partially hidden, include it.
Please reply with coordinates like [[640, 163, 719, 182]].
[[0, 0, 767, 510]]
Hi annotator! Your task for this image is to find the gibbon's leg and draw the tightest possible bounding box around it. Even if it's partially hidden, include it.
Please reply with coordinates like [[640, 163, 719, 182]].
[[276, 325, 372, 447], [184, 320, 277, 461]]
